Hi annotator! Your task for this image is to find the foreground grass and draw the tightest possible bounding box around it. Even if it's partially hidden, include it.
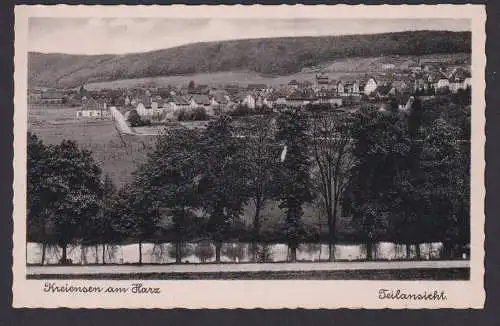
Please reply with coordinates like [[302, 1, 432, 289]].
[[27, 268, 469, 280]]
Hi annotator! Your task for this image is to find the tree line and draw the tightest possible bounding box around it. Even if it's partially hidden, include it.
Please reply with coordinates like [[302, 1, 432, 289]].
[[27, 91, 471, 264]]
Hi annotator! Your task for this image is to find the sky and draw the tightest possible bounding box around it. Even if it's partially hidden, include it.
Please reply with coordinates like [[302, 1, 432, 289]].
[[28, 18, 471, 55]]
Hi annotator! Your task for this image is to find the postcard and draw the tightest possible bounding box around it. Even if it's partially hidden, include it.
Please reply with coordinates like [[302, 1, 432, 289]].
[[13, 4, 485, 308]]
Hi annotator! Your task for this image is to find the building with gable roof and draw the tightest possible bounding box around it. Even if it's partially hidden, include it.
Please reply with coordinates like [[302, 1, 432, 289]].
[[76, 97, 110, 119]]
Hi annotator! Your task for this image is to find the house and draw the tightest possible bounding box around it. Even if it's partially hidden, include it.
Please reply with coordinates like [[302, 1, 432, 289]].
[[263, 92, 277, 108], [211, 92, 232, 115], [135, 95, 162, 117], [448, 68, 472, 92], [375, 84, 393, 99], [288, 79, 299, 90], [40, 90, 64, 105], [336, 81, 344, 95], [316, 73, 329, 89], [242, 94, 256, 110], [315, 89, 342, 107], [76, 97, 109, 119], [437, 77, 450, 90], [286, 89, 316, 107], [408, 64, 422, 73], [167, 96, 192, 112], [364, 78, 378, 96], [191, 94, 214, 115], [342, 81, 361, 96]]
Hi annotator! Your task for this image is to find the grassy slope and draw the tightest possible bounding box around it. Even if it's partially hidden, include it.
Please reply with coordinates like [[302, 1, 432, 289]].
[[28, 31, 471, 88]]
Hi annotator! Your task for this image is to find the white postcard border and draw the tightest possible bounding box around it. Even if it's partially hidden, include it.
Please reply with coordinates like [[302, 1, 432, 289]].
[[13, 4, 486, 309]]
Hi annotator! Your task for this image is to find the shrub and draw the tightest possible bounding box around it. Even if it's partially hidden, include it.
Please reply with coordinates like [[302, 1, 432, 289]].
[[167, 243, 193, 261], [222, 243, 245, 262], [194, 241, 215, 263], [229, 105, 254, 117]]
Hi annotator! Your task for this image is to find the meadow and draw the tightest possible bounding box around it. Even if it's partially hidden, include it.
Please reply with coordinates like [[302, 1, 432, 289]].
[[29, 104, 157, 187]]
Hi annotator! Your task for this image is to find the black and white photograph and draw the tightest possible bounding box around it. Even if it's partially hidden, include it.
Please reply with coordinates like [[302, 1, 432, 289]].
[[13, 5, 485, 309]]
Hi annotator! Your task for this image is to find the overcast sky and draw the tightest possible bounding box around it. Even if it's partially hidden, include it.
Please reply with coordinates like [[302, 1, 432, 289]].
[[28, 18, 471, 55]]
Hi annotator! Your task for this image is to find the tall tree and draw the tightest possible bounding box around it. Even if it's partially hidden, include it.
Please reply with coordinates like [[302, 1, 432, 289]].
[[139, 128, 202, 264], [84, 174, 118, 264], [241, 118, 279, 261], [197, 116, 249, 262], [30, 139, 103, 263], [420, 119, 469, 258], [347, 110, 413, 260], [27, 133, 52, 264], [275, 108, 313, 262], [311, 114, 356, 261]]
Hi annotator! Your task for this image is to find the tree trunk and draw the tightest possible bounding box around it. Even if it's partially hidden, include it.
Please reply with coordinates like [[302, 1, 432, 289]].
[[61, 244, 67, 263], [366, 241, 373, 261], [215, 241, 221, 263], [328, 243, 335, 262], [289, 245, 297, 262], [80, 245, 87, 264], [415, 244, 421, 260], [102, 244, 106, 264], [252, 202, 262, 263], [41, 242, 46, 265], [251, 242, 258, 262], [175, 241, 181, 264], [138, 241, 143, 264], [328, 217, 336, 261], [406, 244, 412, 260]]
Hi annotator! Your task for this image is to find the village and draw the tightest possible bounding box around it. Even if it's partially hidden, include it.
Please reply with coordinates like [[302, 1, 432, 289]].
[[28, 60, 472, 123]]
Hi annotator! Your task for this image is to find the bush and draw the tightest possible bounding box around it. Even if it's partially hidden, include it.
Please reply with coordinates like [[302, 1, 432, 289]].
[[176, 107, 209, 121], [222, 243, 245, 262], [229, 105, 254, 117], [249, 244, 273, 263], [127, 110, 151, 127], [127, 110, 142, 127], [167, 243, 193, 261], [194, 241, 215, 263], [191, 107, 209, 121]]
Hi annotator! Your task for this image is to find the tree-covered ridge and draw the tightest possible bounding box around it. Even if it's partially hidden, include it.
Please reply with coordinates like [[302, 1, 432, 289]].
[[29, 30, 471, 88]]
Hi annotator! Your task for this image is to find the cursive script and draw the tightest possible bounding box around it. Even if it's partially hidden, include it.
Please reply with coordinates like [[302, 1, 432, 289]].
[[378, 289, 447, 300], [42, 282, 161, 295]]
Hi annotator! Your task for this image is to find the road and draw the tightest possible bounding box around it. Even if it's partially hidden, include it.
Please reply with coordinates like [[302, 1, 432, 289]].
[[27, 260, 469, 275]]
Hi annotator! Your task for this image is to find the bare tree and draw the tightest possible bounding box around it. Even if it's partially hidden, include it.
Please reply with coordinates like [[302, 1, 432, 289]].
[[311, 113, 357, 261]]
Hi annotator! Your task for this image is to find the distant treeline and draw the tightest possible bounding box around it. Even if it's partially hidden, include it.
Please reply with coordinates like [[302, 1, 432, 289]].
[[29, 31, 471, 88]]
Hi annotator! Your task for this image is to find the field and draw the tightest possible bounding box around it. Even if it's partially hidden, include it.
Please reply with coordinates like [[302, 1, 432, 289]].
[[29, 104, 157, 187], [84, 53, 470, 90], [27, 105, 334, 229]]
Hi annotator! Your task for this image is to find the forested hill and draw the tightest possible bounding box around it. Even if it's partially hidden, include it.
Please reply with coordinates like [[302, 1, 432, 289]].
[[29, 30, 471, 88]]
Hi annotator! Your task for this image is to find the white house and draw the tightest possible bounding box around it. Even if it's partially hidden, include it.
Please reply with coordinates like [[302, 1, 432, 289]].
[[437, 78, 450, 89], [76, 98, 110, 119], [242, 94, 256, 109], [337, 81, 344, 94], [364, 78, 378, 96]]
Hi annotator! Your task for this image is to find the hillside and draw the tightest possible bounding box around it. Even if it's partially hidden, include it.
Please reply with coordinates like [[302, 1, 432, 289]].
[[83, 53, 471, 90], [28, 30, 471, 88]]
